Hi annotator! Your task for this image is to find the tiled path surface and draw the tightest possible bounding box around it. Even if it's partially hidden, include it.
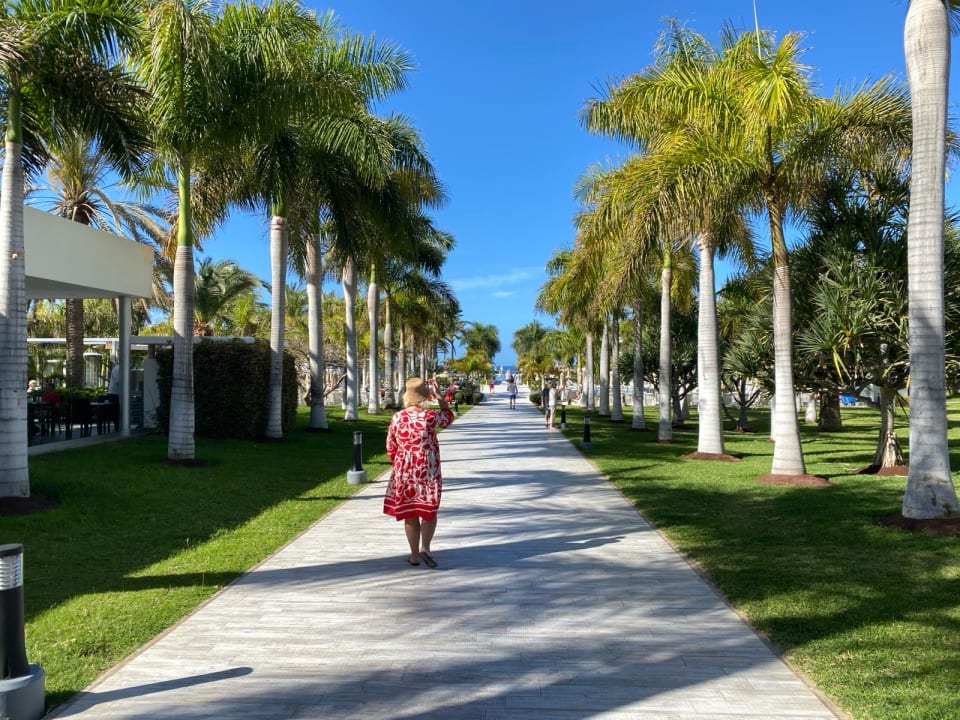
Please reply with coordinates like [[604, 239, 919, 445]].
[[47, 391, 843, 719]]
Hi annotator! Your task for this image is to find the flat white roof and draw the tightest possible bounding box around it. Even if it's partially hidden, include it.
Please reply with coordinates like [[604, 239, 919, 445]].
[[25, 206, 154, 299]]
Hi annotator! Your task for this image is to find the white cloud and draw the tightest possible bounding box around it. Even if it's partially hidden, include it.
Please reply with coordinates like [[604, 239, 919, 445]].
[[449, 266, 541, 292]]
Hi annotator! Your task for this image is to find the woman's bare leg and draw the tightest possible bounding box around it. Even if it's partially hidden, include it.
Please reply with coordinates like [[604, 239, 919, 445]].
[[404, 518, 421, 562], [420, 518, 437, 556]]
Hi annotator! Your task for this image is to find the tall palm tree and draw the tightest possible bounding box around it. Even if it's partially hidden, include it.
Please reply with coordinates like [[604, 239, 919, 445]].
[[0, 0, 146, 496], [31, 129, 171, 386], [902, 0, 960, 517], [536, 249, 600, 410], [134, 0, 235, 462], [362, 135, 447, 415], [600, 24, 910, 477], [219, 4, 412, 437], [583, 22, 755, 456]]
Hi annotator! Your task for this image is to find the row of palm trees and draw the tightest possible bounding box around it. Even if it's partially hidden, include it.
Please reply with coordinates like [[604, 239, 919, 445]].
[[534, 5, 960, 520], [1, 0, 463, 498]]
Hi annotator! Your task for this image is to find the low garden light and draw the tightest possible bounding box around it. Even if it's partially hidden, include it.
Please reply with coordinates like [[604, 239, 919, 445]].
[[346, 431, 368, 484], [0, 544, 45, 720]]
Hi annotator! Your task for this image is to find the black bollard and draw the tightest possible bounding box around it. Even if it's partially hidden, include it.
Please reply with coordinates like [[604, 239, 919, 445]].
[[347, 431, 367, 484], [0, 545, 28, 679], [560, 405, 567, 429], [352, 431, 363, 472], [0, 543, 44, 720], [454, 399, 460, 414], [581, 416, 593, 449]]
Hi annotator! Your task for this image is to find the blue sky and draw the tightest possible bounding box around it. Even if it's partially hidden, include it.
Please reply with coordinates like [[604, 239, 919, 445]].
[[204, 1, 955, 365]]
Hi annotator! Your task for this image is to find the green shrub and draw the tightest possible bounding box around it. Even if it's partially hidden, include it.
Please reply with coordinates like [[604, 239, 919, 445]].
[[529, 391, 542, 406], [58, 387, 104, 401], [472, 392, 483, 404], [155, 340, 298, 440]]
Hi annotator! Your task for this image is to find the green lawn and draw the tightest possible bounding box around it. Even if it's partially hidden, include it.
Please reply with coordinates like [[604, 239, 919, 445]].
[[5, 408, 393, 709], [554, 400, 960, 720]]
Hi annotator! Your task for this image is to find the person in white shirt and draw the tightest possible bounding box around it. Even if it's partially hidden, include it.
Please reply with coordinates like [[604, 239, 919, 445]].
[[545, 381, 558, 428]]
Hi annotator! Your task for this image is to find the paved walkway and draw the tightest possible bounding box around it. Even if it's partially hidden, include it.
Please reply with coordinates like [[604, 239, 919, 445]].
[[48, 390, 842, 720]]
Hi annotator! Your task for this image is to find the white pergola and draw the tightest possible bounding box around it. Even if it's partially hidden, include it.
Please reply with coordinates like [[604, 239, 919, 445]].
[[25, 206, 154, 435]]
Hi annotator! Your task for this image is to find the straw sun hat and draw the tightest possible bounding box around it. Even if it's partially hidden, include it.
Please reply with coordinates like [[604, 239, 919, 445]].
[[402, 378, 432, 407]]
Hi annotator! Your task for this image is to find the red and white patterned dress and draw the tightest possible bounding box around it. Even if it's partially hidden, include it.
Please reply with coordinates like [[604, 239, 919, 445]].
[[383, 406, 455, 520]]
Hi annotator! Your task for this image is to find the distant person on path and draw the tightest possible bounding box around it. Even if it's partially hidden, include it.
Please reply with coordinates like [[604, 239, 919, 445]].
[[506, 377, 518, 409], [545, 380, 558, 429], [488, 378, 495, 395], [384, 377, 455, 568]]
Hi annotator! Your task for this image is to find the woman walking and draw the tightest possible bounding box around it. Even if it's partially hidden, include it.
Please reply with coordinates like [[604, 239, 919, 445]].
[[384, 377, 455, 568]]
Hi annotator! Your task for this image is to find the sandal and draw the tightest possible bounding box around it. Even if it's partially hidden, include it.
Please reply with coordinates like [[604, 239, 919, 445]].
[[406, 558, 420, 567], [418, 552, 438, 568]]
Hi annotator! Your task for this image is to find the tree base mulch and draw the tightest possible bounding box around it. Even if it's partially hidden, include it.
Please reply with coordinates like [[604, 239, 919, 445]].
[[853, 464, 909, 476], [0, 495, 58, 517], [305, 426, 333, 434], [654, 439, 676, 444], [876, 512, 960, 536], [755, 473, 833, 487], [683, 452, 741, 462]]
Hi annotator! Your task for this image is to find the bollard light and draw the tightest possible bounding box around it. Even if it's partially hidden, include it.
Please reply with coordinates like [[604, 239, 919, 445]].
[[0, 545, 28, 680], [347, 431, 368, 484], [560, 405, 567, 429], [351, 431, 364, 472], [0, 543, 45, 720], [581, 416, 593, 449]]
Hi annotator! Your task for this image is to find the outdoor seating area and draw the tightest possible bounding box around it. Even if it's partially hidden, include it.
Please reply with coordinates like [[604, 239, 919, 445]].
[[27, 396, 122, 447]]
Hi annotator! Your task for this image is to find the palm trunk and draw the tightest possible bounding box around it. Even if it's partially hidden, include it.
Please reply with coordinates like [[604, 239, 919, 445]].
[[631, 300, 646, 430], [306, 237, 328, 430], [874, 385, 905, 468], [397, 325, 407, 405], [610, 313, 624, 421], [903, 0, 959, 517], [342, 257, 359, 421], [768, 200, 805, 476], [598, 317, 610, 416], [585, 332, 595, 411], [696, 236, 725, 454], [367, 268, 380, 414], [265, 213, 287, 439], [168, 160, 196, 461], [0, 92, 30, 496], [818, 391, 843, 431], [65, 298, 85, 387], [658, 262, 673, 442], [383, 295, 395, 409]]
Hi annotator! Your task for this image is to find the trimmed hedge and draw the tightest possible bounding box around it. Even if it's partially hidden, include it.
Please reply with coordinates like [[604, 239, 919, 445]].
[[155, 340, 298, 440]]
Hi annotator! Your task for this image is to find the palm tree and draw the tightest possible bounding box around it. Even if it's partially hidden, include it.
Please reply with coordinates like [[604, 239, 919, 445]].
[[902, 0, 960, 517], [536, 249, 599, 410], [602, 24, 910, 477], [193, 258, 264, 336], [583, 22, 755, 456], [30, 129, 171, 386], [0, 0, 146, 496], [572, 160, 696, 442], [460, 322, 501, 365], [133, 0, 236, 462], [217, 4, 412, 437]]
